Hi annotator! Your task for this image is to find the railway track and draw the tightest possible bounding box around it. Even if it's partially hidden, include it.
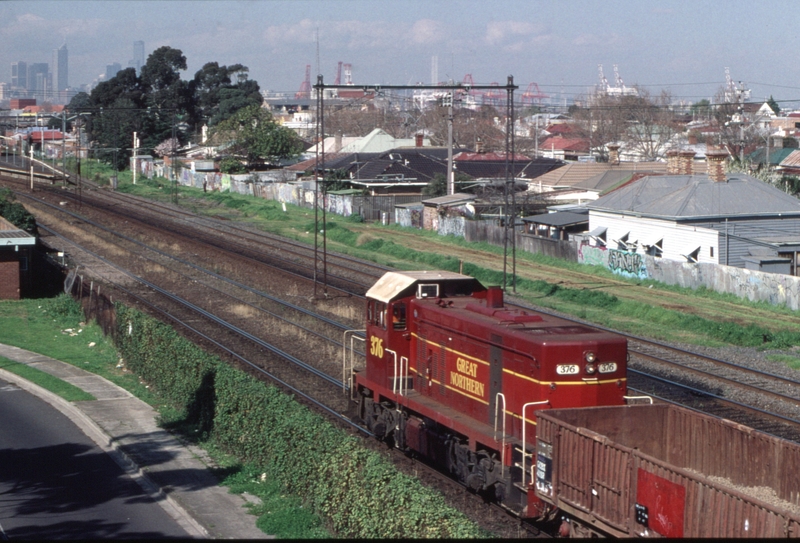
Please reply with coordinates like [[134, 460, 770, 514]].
[[17, 173, 388, 294], [2, 173, 528, 537], [6, 169, 800, 533]]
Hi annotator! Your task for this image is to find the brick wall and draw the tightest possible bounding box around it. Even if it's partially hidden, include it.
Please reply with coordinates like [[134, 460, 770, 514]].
[[0, 253, 20, 299]]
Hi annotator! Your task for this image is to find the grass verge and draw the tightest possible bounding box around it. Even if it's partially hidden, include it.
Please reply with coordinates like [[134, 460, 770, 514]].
[[0, 356, 95, 401], [0, 295, 332, 538]]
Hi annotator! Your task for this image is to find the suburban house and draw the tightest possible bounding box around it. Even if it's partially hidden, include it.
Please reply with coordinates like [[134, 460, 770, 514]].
[[584, 151, 800, 275]]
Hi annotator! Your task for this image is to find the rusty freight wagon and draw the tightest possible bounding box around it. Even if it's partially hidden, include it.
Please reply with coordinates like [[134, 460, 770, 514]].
[[535, 403, 800, 538]]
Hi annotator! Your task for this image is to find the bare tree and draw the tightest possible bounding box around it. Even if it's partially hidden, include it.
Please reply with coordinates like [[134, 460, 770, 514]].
[[572, 89, 679, 161], [623, 89, 679, 161]]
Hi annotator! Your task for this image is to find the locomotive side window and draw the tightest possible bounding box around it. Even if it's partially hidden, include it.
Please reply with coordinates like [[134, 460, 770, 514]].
[[392, 303, 407, 330], [375, 301, 387, 329], [367, 300, 374, 323]]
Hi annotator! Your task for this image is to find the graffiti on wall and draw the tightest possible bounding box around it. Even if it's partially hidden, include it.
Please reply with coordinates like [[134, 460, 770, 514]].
[[578, 244, 649, 279]]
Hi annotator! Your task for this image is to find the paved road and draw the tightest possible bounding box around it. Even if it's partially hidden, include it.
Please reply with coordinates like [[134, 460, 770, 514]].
[[0, 376, 190, 540], [0, 343, 268, 539]]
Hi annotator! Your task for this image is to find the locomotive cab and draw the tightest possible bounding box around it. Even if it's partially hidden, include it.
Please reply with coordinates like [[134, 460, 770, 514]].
[[347, 271, 628, 519]]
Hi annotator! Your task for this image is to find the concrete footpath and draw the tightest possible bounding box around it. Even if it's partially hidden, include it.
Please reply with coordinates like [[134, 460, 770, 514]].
[[0, 343, 270, 539]]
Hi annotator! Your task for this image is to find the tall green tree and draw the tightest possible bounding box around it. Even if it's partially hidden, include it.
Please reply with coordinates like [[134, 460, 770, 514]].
[[210, 104, 302, 169], [190, 62, 262, 128], [767, 95, 781, 116]]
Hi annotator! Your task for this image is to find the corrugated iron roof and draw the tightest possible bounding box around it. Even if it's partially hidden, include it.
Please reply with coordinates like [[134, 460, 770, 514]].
[[587, 173, 800, 220], [0, 217, 35, 246], [521, 211, 588, 227], [421, 193, 475, 206]]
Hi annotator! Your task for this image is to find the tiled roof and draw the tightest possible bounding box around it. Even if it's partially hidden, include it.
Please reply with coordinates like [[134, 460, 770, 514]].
[[539, 136, 590, 152], [534, 162, 668, 189]]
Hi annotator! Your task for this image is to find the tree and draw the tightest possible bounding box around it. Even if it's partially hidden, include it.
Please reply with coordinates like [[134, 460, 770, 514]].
[[209, 104, 303, 168], [572, 89, 678, 161], [423, 173, 448, 197], [767, 95, 781, 116], [690, 99, 712, 119], [190, 62, 262, 128]]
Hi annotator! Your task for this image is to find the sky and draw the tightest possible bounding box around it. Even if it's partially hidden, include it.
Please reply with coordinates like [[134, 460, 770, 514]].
[[3, 0, 800, 109]]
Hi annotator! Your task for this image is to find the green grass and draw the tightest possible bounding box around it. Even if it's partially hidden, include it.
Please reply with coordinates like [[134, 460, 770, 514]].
[[767, 353, 800, 371], [0, 296, 161, 405], [214, 463, 329, 539], [0, 356, 95, 401], [0, 295, 330, 538]]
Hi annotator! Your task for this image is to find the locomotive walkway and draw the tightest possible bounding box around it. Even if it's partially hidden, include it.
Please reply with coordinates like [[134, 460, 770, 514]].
[[0, 343, 270, 540]]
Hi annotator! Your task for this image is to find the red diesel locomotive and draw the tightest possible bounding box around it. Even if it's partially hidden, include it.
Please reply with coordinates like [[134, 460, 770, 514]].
[[345, 270, 628, 517]]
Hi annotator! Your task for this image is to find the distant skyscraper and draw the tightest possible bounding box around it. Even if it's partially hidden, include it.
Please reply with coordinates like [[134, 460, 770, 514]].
[[11, 61, 27, 89], [105, 62, 122, 80], [28, 63, 49, 97], [52, 43, 68, 90], [131, 40, 145, 74]]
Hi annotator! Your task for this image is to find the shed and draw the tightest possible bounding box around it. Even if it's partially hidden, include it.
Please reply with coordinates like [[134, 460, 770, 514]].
[[421, 193, 476, 231], [0, 216, 36, 299], [521, 211, 588, 240]]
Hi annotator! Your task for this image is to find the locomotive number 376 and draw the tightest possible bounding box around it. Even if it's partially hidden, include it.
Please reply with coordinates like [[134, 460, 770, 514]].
[[370, 336, 384, 358]]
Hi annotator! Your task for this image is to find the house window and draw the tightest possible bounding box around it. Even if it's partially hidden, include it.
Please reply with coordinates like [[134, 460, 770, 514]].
[[19, 257, 28, 271], [710, 247, 714, 258]]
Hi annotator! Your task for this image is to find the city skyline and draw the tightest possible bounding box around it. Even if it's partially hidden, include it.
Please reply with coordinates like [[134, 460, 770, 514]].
[[2, 0, 800, 109]]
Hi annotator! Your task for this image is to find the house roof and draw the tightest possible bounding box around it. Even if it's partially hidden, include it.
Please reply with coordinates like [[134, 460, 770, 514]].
[[778, 149, 800, 169], [0, 217, 35, 246], [586, 173, 800, 220], [422, 193, 475, 206], [521, 211, 588, 227], [303, 128, 430, 156], [539, 136, 590, 152], [747, 147, 795, 166], [533, 161, 668, 189], [453, 151, 531, 161], [285, 148, 562, 184]]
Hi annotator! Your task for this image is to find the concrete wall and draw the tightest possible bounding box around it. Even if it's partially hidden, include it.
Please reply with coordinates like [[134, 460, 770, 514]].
[[578, 242, 800, 311]]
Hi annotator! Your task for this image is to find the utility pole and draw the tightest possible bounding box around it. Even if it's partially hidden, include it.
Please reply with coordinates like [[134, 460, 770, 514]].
[[62, 111, 66, 186], [445, 91, 454, 195], [132, 132, 138, 185], [29, 145, 34, 191]]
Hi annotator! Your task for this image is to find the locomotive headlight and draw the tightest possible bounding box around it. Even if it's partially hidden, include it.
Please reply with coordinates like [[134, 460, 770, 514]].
[[585, 351, 597, 363], [585, 362, 596, 375]]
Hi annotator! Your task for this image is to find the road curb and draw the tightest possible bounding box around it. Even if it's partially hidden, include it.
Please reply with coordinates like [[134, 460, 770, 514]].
[[0, 368, 209, 539]]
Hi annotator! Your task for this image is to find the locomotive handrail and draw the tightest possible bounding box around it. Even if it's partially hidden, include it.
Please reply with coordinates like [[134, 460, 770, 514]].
[[342, 330, 366, 397], [623, 395, 653, 404], [386, 348, 399, 395], [494, 392, 507, 476], [399, 356, 409, 397], [520, 400, 550, 488]]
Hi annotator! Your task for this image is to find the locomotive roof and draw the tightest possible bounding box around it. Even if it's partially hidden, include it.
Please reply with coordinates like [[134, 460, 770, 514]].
[[367, 270, 476, 303]]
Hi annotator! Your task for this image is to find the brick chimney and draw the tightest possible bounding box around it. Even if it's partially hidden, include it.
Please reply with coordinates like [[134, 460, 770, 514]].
[[475, 137, 484, 153], [679, 150, 696, 175], [666, 150, 680, 174], [334, 133, 343, 152], [706, 149, 729, 182], [607, 143, 620, 165], [415, 133, 424, 147]]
